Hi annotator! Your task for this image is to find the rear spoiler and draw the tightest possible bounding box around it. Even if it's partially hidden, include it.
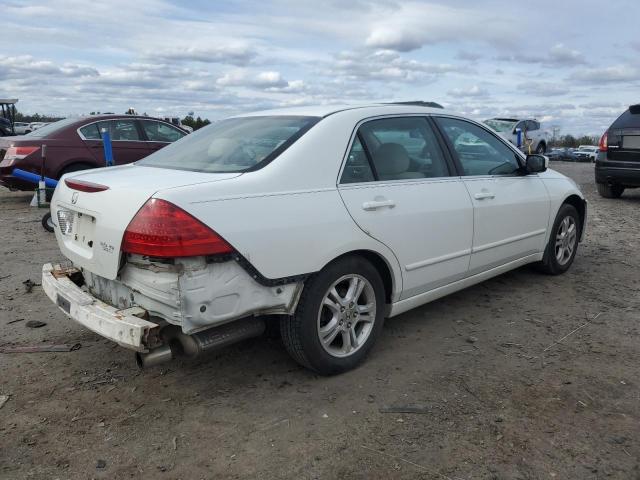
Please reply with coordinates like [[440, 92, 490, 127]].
[[630, 104, 640, 115]]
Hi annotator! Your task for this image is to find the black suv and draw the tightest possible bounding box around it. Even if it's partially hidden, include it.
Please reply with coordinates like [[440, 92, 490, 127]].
[[596, 104, 640, 198]]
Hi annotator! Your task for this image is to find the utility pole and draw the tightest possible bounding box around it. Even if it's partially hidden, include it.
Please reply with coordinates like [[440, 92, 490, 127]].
[[551, 125, 560, 146]]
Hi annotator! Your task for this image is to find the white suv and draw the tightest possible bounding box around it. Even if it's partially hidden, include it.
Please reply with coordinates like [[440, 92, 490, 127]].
[[484, 118, 549, 154], [44, 104, 586, 374]]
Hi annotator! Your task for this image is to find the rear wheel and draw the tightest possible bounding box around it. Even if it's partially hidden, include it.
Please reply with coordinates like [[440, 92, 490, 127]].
[[537, 204, 580, 275], [280, 256, 385, 375], [596, 182, 624, 198], [535, 142, 546, 154], [58, 162, 95, 177]]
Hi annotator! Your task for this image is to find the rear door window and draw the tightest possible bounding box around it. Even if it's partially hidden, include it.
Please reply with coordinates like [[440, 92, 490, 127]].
[[79, 123, 101, 140], [341, 116, 450, 183], [341, 136, 375, 184], [109, 119, 142, 141]]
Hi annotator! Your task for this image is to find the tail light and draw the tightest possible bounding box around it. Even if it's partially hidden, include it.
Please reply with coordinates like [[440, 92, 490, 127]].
[[598, 131, 608, 152], [121, 198, 233, 257], [65, 179, 109, 192], [4, 146, 40, 164]]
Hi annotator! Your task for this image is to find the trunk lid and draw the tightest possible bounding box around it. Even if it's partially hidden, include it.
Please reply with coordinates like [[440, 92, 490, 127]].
[[51, 164, 241, 280]]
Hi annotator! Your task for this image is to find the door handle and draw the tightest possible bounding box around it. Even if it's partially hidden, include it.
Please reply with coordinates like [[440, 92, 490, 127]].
[[362, 199, 396, 211], [474, 192, 495, 200]]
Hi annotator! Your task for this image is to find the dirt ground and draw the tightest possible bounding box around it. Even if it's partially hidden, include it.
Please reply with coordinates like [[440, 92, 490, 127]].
[[1, 162, 639, 480]]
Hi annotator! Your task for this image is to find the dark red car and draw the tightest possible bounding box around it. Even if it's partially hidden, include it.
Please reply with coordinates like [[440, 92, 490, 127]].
[[0, 115, 188, 190]]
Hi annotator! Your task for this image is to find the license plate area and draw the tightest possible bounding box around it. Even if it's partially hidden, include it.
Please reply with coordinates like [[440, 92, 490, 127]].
[[56, 293, 71, 313], [622, 136, 640, 149], [58, 208, 96, 254]]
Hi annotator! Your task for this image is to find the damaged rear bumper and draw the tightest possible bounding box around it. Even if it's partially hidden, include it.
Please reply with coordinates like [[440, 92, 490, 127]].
[[42, 263, 159, 351]]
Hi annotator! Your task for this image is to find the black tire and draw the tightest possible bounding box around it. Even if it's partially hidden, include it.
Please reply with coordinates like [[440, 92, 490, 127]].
[[537, 204, 580, 275], [596, 182, 624, 199], [280, 256, 385, 375], [535, 142, 546, 154], [58, 162, 94, 177], [42, 212, 54, 232]]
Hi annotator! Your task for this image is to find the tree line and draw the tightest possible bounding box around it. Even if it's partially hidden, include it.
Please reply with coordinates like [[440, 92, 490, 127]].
[[551, 134, 600, 148]]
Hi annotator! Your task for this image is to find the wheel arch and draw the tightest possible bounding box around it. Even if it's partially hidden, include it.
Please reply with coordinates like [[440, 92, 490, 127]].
[[55, 159, 99, 179], [561, 194, 586, 240], [322, 249, 397, 305]]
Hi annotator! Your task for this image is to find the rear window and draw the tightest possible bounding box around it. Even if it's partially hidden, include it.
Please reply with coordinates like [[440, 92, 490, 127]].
[[611, 109, 640, 129], [137, 116, 320, 173], [25, 118, 77, 137]]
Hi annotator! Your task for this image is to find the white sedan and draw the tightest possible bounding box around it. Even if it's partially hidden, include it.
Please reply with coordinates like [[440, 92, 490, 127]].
[[44, 104, 586, 375]]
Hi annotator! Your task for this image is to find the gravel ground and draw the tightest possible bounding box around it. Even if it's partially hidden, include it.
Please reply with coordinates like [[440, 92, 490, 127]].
[[1, 162, 639, 480]]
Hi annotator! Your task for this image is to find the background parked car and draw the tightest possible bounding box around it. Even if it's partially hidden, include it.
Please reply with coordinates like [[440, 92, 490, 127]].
[[0, 115, 187, 190], [595, 104, 640, 198], [28, 122, 49, 132], [574, 145, 598, 162], [484, 118, 549, 154], [13, 122, 31, 135], [548, 147, 576, 162]]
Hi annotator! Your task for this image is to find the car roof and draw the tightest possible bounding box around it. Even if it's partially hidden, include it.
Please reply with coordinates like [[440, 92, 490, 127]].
[[236, 103, 449, 119]]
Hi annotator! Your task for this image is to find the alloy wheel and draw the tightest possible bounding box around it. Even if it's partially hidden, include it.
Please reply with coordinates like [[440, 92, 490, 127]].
[[555, 216, 577, 265], [317, 274, 376, 358]]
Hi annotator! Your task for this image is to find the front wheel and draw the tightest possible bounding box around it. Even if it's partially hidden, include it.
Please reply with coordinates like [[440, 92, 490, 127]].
[[42, 212, 54, 232], [537, 204, 580, 275], [280, 256, 385, 375]]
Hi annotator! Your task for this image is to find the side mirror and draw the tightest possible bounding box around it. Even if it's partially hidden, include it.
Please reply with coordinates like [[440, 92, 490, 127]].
[[525, 154, 548, 173]]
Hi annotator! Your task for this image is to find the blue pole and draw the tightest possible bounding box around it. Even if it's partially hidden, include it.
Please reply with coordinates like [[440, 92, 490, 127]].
[[515, 128, 523, 148], [101, 127, 114, 166], [12, 168, 58, 188]]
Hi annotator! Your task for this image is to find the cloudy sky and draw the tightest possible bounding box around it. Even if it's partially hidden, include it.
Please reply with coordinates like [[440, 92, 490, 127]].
[[1, 0, 639, 135]]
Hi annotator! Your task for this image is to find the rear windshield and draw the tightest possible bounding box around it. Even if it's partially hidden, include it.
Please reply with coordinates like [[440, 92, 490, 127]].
[[611, 109, 640, 129], [484, 119, 516, 133], [137, 115, 320, 173], [25, 118, 77, 137]]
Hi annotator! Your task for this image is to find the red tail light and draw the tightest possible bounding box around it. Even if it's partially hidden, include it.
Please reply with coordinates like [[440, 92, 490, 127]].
[[598, 131, 608, 152], [65, 179, 109, 192], [121, 198, 233, 257], [4, 145, 40, 161]]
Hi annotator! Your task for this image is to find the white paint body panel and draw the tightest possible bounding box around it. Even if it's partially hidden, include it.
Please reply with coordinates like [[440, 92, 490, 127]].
[[47, 104, 586, 342], [338, 177, 473, 299], [462, 175, 550, 272]]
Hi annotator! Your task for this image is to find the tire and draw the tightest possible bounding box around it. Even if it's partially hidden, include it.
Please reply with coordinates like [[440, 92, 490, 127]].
[[280, 256, 385, 375], [537, 204, 580, 275], [58, 162, 94, 177], [535, 142, 546, 154], [596, 182, 624, 199], [42, 212, 54, 232]]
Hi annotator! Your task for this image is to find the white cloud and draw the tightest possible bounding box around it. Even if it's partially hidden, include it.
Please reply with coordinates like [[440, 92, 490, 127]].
[[517, 81, 570, 96], [364, 2, 520, 51], [568, 65, 640, 84], [447, 85, 490, 98]]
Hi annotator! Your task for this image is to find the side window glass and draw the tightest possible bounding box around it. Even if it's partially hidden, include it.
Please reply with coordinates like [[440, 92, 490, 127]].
[[142, 120, 185, 143], [340, 136, 374, 184], [527, 120, 538, 131], [79, 123, 101, 140], [109, 119, 141, 141], [359, 117, 449, 181], [436, 117, 521, 176]]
